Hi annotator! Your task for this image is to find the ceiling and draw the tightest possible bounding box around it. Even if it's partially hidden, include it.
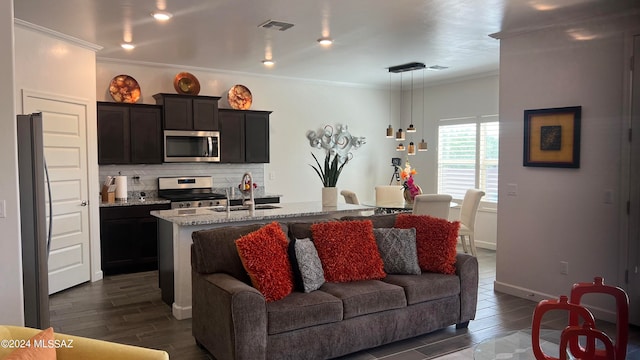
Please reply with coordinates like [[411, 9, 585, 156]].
[[12, 0, 628, 88]]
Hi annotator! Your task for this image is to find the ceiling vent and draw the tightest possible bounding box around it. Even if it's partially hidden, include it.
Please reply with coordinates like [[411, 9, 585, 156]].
[[427, 65, 449, 71], [259, 20, 294, 31]]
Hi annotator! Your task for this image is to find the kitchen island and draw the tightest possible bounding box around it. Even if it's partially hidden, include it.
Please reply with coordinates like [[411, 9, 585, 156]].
[[151, 202, 373, 319]]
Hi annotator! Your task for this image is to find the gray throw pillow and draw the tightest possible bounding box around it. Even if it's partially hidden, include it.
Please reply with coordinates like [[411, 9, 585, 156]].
[[294, 238, 325, 292], [373, 228, 421, 275]]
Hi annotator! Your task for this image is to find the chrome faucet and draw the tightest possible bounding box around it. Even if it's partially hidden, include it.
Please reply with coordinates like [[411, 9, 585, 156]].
[[241, 172, 255, 214]]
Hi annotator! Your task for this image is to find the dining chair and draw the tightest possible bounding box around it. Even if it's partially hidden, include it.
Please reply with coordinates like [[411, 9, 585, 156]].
[[374, 185, 404, 206], [412, 194, 452, 219], [458, 189, 485, 256], [340, 190, 360, 205]]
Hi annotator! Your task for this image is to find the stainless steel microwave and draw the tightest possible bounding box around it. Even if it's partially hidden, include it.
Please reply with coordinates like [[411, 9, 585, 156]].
[[164, 130, 220, 162]]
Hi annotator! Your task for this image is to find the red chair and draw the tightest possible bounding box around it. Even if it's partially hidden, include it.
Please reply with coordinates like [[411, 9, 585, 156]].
[[568, 277, 629, 360]]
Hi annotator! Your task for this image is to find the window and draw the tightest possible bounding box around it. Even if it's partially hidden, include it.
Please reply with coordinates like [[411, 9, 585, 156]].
[[437, 115, 499, 203]]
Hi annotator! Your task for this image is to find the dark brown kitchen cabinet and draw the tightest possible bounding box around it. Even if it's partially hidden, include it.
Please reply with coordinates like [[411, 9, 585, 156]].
[[153, 93, 220, 130], [97, 102, 162, 164], [219, 109, 271, 163], [100, 203, 170, 275]]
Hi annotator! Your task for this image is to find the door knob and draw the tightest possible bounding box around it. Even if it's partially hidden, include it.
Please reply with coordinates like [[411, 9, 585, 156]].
[[80, 200, 88, 206]]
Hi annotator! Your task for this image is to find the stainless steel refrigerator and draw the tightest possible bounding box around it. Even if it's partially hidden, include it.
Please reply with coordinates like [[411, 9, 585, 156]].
[[17, 113, 51, 329]]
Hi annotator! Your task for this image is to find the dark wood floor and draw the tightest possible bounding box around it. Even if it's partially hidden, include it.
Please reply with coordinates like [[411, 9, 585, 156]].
[[49, 248, 640, 359]]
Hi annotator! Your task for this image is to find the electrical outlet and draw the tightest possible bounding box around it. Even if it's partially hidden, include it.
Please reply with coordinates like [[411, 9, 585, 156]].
[[507, 184, 518, 197], [560, 261, 569, 275], [269, 172, 276, 180]]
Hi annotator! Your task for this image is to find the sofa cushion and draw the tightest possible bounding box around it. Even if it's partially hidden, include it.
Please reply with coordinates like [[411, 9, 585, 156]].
[[373, 227, 421, 275], [235, 222, 294, 302], [341, 213, 397, 228], [287, 221, 317, 240], [289, 238, 325, 293], [320, 280, 406, 319], [383, 273, 461, 305], [311, 220, 386, 282], [192, 223, 266, 283], [266, 291, 343, 335], [395, 214, 460, 275], [4, 327, 56, 360]]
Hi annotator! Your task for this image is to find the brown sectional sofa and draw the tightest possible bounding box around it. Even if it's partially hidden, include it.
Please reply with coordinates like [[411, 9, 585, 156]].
[[190, 214, 479, 360]]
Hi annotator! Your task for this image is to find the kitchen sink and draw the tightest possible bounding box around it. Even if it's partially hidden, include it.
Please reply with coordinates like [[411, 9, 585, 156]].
[[254, 204, 282, 210], [210, 204, 281, 212]]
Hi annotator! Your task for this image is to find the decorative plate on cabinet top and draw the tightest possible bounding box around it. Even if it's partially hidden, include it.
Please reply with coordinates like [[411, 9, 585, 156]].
[[109, 74, 141, 103], [228, 84, 252, 110], [173, 72, 200, 95]]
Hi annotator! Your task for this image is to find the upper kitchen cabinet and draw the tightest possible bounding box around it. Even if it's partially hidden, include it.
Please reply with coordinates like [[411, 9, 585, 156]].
[[97, 102, 163, 164], [219, 109, 271, 163], [153, 93, 220, 131]]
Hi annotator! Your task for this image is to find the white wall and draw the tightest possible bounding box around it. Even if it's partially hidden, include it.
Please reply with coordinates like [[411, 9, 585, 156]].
[[96, 61, 499, 246], [13, 24, 102, 282], [410, 74, 499, 195], [413, 74, 500, 248], [495, 13, 639, 319], [0, 0, 24, 326], [96, 60, 398, 204]]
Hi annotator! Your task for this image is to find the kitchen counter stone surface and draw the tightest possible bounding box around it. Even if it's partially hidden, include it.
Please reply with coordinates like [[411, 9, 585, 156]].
[[212, 187, 282, 201], [151, 202, 373, 226], [100, 197, 170, 207]]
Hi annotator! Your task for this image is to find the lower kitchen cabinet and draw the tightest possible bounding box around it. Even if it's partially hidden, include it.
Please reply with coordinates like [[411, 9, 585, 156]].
[[100, 203, 170, 275]]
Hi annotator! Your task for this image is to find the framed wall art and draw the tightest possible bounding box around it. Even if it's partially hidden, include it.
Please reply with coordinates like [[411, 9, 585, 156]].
[[523, 106, 581, 168]]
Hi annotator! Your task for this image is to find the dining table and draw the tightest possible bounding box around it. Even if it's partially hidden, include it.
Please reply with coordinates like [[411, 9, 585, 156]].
[[362, 201, 459, 214]]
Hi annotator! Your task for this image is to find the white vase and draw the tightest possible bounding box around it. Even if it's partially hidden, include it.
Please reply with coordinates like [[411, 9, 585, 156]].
[[322, 187, 338, 207]]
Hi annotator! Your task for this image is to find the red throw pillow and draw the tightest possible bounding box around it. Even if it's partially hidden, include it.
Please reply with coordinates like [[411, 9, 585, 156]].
[[235, 222, 294, 302], [395, 214, 460, 275], [4, 327, 57, 360], [311, 220, 385, 282]]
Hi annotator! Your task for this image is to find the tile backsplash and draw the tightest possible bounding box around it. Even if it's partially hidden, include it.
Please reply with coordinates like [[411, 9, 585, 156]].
[[99, 163, 266, 199]]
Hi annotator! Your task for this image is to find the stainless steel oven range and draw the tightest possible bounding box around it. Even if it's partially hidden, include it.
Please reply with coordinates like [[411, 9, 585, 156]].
[[158, 176, 227, 209]]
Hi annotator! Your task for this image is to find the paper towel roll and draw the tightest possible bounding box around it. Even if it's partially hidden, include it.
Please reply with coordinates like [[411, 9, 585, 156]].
[[115, 175, 128, 200]]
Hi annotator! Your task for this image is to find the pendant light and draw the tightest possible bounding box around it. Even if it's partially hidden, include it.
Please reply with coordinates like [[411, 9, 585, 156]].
[[395, 72, 405, 141], [407, 71, 416, 155], [386, 73, 394, 138], [406, 71, 416, 133], [407, 142, 416, 155], [386, 62, 426, 153], [418, 68, 428, 151]]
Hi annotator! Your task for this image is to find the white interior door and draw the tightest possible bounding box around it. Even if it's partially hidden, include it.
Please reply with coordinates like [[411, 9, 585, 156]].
[[23, 94, 91, 294]]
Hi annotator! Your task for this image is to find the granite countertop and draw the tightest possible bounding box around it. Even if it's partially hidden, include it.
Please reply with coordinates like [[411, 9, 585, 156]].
[[99, 189, 283, 208], [150, 202, 373, 226], [213, 187, 282, 201], [100, 197, 171, 207]]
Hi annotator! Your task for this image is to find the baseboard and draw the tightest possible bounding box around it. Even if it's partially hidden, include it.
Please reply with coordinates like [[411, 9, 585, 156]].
[[456, 239, 496, 251], [173, 303, 192, 320], [92, 270, 103, 282], [494, 281, 617, 323], [475, 240, 496, 250]]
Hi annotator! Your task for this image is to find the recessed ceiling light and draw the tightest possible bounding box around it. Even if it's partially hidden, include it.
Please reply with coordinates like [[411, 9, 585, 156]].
[[262, 59, 275, 66], [121, 43, 135, 50], [151, 11, 173, 21], [317, 37, 333, 46]]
